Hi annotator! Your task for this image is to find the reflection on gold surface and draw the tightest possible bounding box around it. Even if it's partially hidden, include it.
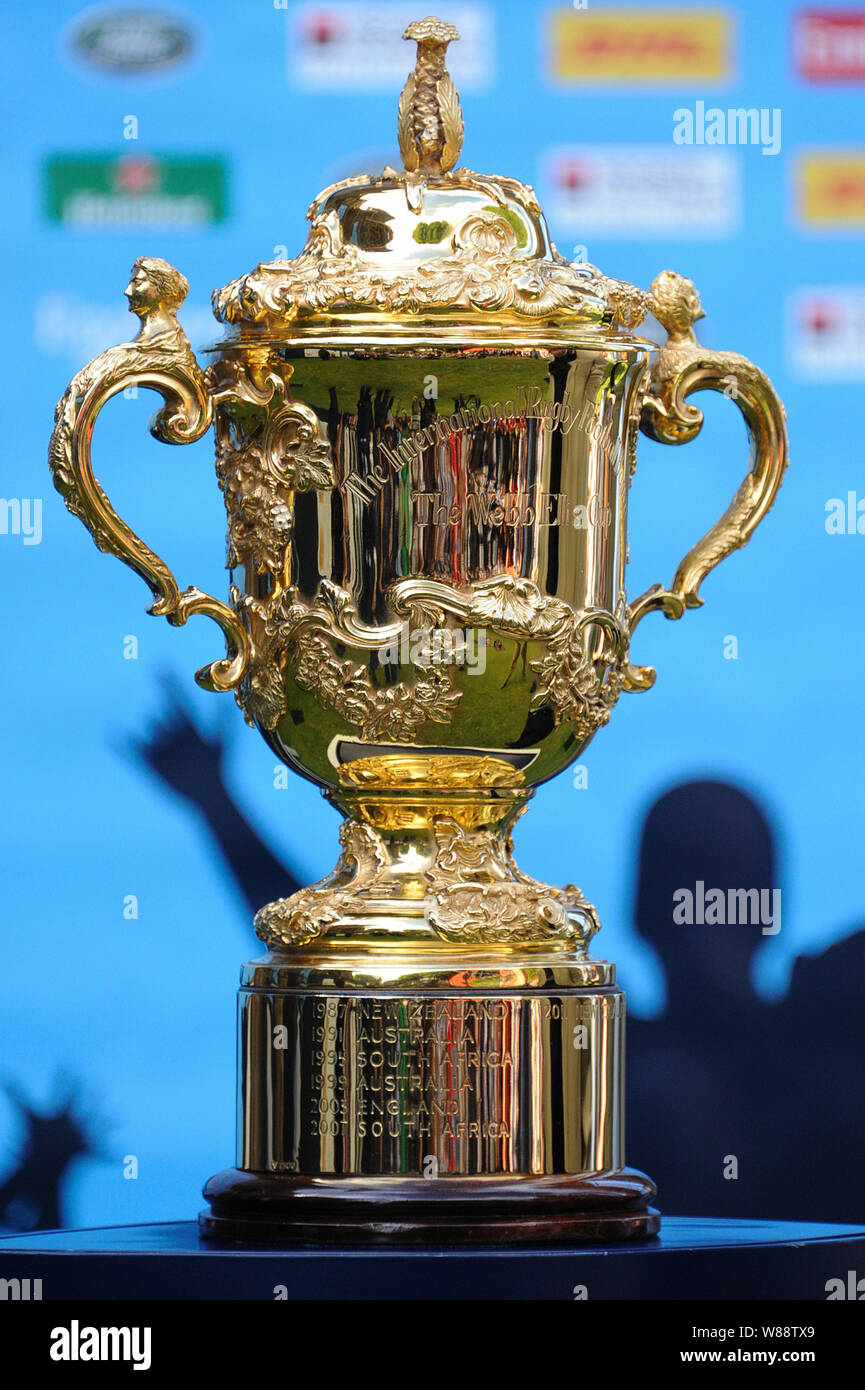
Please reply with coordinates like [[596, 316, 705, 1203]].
[[338, 753, 524, 789], [239, 988, 624, 1177]]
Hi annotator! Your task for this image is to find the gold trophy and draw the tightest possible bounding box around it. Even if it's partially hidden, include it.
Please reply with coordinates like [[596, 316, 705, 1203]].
[[49, 18, 787, 1243]]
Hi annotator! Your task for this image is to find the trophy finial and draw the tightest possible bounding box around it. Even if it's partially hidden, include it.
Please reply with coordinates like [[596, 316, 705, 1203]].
[[398, 16, 464, 175]]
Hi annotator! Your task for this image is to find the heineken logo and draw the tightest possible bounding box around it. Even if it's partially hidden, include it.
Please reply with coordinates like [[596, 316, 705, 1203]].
[[44, 154, 227, 229], [66, 7, 195, 75]]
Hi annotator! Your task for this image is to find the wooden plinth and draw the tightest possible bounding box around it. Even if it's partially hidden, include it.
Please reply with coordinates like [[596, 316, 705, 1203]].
[[199, 1168, 660, 1245]]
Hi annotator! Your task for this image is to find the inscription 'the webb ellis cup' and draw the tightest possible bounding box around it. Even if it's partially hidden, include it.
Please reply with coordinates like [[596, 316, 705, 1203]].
[[49, 16, 787, 1242]]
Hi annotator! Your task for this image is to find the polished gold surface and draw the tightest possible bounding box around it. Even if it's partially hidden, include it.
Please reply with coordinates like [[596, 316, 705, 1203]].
[[238, 985, 624, 1177], [626, 271, 789, 691], [337, 754, 524, 789], [252, 807, 601, 953], [221, 346, 645, 803], [49, 257, 249, 693], [211, 21, 646, 339], [49, 16, 788, 1208], [398, 17, 464, 175]]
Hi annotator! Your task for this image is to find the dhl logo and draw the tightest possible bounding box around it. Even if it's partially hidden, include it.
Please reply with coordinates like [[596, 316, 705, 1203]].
[[550, 7, 733, 83], [798, 152, 865, 225]]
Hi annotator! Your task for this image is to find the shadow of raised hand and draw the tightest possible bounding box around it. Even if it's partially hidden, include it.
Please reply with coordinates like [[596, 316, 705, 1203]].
[[120, 672, 305, 926]]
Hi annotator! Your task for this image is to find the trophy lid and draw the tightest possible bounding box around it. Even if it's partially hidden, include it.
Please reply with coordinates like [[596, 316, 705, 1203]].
[[212, 16, 649, 344]]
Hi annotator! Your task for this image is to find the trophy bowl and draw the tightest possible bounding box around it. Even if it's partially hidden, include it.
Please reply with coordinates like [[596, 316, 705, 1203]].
[[49, 18, 787, 1243]]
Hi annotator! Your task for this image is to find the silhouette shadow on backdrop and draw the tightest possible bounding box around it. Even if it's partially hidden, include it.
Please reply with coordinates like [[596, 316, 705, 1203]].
[[124, 673, 304, 918], [627, 780, 865, 1223], [1, 682, 303, 1236], [6, 696, 863, 1230], [0, 1073, 108, 1233], [778, 925, 865, 1221], [130, 700, 865, 1224]]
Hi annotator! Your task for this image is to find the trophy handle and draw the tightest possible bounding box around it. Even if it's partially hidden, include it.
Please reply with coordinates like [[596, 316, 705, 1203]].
[[624, 271, 788, 693], [48, 258, 249, 693]]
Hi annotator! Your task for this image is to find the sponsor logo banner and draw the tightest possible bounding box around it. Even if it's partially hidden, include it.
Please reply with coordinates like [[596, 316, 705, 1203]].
[[64, 5, 197, 76], [543, 145, 740, 238], [788, 288, 865, 379], [548, 6, 733, 84], [43, 154, 227, 229], [287, 2, 493, 89], [794, 10, 865, 81], [796, 151, 865, 226]]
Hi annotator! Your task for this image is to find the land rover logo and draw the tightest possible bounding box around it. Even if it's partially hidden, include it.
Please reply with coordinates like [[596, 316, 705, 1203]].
[[68, 7, 195, 74]]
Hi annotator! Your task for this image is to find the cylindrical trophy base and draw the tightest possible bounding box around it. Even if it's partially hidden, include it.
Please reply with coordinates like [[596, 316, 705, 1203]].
[[199, 1169, 659, 1244], [199, 962, 659, 1244]]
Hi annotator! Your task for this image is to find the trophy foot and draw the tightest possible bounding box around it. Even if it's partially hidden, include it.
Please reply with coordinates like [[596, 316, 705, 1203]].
[[252, 777, 601, 954], [199, 1169, 659, 1245]]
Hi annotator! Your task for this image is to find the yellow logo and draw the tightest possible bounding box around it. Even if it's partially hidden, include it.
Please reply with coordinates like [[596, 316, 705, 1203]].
[[550, 7, 733, 83], [797, 152, 865, 227]]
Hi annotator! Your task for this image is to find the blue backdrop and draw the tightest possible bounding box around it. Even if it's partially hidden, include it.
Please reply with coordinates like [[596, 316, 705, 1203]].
[[1, 0, 862, 1227]]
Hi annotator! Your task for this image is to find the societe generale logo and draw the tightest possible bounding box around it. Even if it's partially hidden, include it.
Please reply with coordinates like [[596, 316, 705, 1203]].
[[548, 6, 734, 84], [287, 3, 493, 89], [788, 288, 865, 380], [543, 144, 740, 238]]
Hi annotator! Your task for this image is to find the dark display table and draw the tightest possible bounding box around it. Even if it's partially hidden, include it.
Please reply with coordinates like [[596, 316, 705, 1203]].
[[2, 1216, 864, 1300]]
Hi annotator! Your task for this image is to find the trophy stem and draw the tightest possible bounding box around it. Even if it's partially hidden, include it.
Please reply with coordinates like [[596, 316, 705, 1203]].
[[251, 774, 604, 959]]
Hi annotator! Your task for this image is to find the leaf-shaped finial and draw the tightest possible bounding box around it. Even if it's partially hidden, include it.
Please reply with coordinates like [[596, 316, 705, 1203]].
[[398, 16, 464, 175]]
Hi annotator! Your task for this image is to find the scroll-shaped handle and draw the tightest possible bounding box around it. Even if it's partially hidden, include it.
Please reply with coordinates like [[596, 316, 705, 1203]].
[[48, 257, 249, 692], [624, 270, 788, 692]]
